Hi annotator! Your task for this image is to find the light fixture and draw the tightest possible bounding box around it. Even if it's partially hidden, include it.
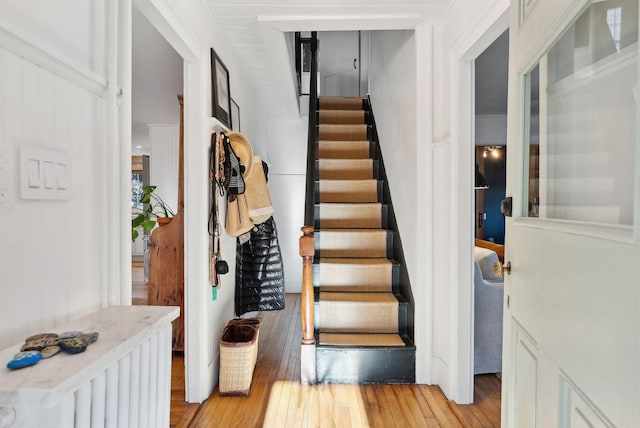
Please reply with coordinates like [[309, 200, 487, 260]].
[[135, 145, 143, 149], [483, 146, 502, 159]]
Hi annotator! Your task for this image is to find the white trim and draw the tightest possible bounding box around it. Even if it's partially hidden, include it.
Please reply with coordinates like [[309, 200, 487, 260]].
[[414, 22, 434, 385], [119, 0, 133, 306], [447, 2, 510, 404], [106, 0, 122, 307], [257, 14, 423, 32], [0, 25, 108, 97]]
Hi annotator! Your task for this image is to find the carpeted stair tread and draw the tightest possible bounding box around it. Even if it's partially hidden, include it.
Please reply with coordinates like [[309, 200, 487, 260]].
[[317, 140, 370, 159], [319, 110, 365, 125], [318, 159, 373, 180], [319, 96, 365, 110], [318, 124, 368, 141], [319, 333, 406, 347], [317, 257, 394, 292], [316, 229, 389, 258], [318, 292, 399, 333], [318, 203, 382, 229], [319, 179, 379, 203]]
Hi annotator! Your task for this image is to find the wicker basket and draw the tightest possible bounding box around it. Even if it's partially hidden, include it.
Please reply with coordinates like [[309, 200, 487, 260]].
[[219, 323, 259, 396], [228, 317, 263, 342]]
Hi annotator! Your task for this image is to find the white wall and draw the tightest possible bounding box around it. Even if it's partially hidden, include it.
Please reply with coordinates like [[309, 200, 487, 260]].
[[369, 29, 434, 384], [0, 1, 110, 348], [369, 30, 419, 310], [266, 118, 308, 293], [149, 125, 179, 214]]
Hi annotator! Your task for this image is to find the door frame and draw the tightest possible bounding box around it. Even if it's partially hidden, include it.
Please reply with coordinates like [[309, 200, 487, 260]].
[[448, 5, 509, 403], [129, 0, 211, 402]]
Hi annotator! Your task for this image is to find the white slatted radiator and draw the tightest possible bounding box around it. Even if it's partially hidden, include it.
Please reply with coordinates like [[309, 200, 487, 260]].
[[0, 306, 179, 428]]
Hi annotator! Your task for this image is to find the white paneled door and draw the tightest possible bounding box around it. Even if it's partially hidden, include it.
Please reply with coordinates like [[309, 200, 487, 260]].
[[503, 0, 640, 426], [318, 31, 361, 97]]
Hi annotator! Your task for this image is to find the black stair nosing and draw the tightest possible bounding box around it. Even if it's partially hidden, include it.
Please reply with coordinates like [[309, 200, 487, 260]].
[[313, 179, 384, 204], [315, 337, 416, 384], [314, 159, 380, 180], [314, 228, 394, 259], [313, 204, 389, 229]]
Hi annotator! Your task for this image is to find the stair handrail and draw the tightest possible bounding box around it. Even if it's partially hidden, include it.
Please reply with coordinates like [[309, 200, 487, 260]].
[[300, 32, 318, 381], [304, 31, 318, 227]]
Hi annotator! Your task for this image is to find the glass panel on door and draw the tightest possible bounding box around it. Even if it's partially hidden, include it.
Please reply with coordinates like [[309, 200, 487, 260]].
[[525, 0, 638, 225]]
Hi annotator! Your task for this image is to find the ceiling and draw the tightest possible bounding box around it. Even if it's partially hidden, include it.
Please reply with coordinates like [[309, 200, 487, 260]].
[[203, 0, 451, 118], [475, 29, 509, 116], [132, 1, 508, 148], [132, 7, 183, 153]]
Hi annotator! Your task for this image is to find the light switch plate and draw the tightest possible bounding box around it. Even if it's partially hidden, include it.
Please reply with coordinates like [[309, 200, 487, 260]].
[[20, 146, 70, 200]]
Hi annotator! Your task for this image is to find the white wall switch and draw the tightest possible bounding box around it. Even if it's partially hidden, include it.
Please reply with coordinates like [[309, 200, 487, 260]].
[[44, 161, 56, 189], [56, 163, 68, 190], [20, 146, 70, 200], [0, 149, 8, 202], [27, 159, 41, 188]]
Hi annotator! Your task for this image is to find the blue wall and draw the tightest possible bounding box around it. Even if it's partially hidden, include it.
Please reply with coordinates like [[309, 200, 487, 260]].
[[482, 151, 506, 244]]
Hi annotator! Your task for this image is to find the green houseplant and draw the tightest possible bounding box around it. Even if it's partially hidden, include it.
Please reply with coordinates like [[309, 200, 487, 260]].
[[131, 185, 176, 241]]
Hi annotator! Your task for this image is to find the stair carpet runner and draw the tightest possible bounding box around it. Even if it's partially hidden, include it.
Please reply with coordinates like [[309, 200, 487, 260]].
[[314, 96, 407, 354]]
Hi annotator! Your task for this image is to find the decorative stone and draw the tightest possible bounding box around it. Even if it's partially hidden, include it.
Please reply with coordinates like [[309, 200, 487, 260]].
[[59, 331, 83, 340], [21, 337, 59, 352], [58, 338, 87, 354], [7, 351, 42, 370], [77, 332, 99, 345], [40, 346, 61, 359]]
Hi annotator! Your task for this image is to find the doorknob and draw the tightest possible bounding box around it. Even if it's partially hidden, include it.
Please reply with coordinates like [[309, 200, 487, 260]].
[[353, 58, 357, 69], [503, 261, 511, 275]]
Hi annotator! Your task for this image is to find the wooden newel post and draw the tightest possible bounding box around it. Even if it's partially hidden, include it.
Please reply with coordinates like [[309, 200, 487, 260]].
[[300, 226, 315, 345], [300, 226, 316, 384]]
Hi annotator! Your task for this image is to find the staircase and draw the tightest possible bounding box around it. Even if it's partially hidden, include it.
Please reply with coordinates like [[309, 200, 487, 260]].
[[311, 96, 415, 383]]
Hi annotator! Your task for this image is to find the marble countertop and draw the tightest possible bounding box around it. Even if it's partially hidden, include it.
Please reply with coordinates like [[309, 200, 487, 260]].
[[0, 305, 179, 408]]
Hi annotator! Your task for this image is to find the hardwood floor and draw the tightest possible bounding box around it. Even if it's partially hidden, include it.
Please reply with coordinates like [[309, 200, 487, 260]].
[[172, 293, 501, 427], [171, 353, 199, 427]]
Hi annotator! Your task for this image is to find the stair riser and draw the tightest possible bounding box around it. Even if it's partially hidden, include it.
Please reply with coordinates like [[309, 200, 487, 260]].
[[317, 110, 370, 125], [312, 262, 400, 293], [316, 346, 416, 384], [315, 180, 383, 203], [315, 160, 380, 180], [314, 298, 409, 333], [318, 97, 367, 111], [315, 141, 375, 159], [317, 125, 372, 141], [315, 231, 393, 259], [314, 204, 388, 229]]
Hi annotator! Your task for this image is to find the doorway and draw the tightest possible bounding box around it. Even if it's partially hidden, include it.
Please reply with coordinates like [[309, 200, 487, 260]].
[[472, 29, 509, 402], [131, 3, 187, 414], [130, 6, 183, 304]]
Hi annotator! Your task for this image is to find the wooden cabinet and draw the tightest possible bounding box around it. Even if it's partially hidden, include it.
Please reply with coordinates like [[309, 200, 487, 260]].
[[148, 95, 185, 351]]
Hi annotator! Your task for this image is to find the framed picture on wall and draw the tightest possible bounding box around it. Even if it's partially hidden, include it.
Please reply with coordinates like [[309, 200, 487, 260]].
[[231, 99, 240, 131], [211, 48, 231, 128]]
